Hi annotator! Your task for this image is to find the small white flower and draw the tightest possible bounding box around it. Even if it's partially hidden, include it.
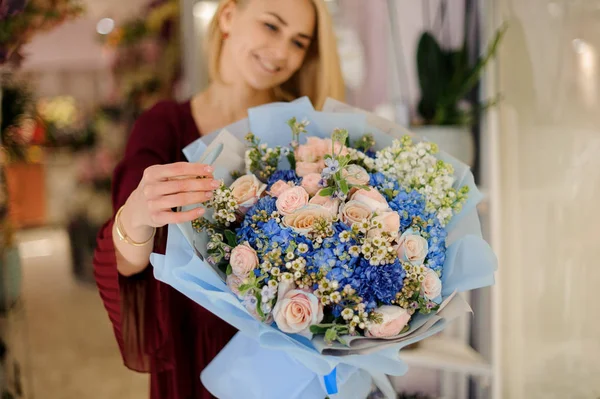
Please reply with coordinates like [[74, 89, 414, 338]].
[[341, 308, 354, 320], [330, 292, 341, 303]]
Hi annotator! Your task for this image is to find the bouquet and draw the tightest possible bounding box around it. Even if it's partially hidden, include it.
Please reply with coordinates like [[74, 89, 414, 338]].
[[151, 98, 496, 399]]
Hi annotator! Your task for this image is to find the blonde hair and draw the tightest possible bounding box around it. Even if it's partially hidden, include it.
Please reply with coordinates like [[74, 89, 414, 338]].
[[206, 0, 345, 110]]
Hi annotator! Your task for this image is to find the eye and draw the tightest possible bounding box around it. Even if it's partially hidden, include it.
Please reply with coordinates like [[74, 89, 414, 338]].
[[293, 40, 306, 50], [264, 22, 278, 32]]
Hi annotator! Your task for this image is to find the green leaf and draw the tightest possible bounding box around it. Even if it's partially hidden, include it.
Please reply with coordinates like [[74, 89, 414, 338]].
[[255, 293, 265, 318], [324, 327, 338, 343], [339, 179, 349, 195], [287, 152, 296, 170], [416, 32, 448, 122], [224, 230, 237, 247], [451, 23, 508, 106], [309, 325, 331, 334], [319, 187, 335, 197], [226, 263, 232, 276], [239, 284, 252, 292]]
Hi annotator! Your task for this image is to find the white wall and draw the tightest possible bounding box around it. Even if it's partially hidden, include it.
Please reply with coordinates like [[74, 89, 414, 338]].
[[494, 0, 600, 397]]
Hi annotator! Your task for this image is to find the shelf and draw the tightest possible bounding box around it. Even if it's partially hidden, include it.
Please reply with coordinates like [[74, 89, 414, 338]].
[[400, 336, 492, 377]]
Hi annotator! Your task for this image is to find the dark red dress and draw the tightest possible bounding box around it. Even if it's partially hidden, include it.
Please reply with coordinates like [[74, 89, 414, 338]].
[[93, 100, 237, 398]]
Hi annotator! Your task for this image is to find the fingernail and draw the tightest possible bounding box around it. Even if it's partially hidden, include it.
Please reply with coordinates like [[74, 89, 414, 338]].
[[205, 166, 214, 173], [211, 180, 220, 188], [198, 208, 205, 216]]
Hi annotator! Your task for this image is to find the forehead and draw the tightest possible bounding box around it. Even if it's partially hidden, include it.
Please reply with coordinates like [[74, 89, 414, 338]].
[[246, 0, 316, 34]]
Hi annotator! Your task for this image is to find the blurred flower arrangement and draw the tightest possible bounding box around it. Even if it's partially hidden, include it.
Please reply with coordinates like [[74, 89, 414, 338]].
[[101, 0, 181, 118], [0, 0, 83, 65], [0, 73, 43, 163], [65, 106, 125, 222], [36, 95, 95, 148], [66, 106, 126, 283]]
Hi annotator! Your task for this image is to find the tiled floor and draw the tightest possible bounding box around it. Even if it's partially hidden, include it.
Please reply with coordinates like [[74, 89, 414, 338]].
[[10, 227, 148, 399]]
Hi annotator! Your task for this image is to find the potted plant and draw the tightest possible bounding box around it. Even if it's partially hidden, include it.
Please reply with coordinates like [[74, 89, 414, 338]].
[[412, 9, 507, 167]]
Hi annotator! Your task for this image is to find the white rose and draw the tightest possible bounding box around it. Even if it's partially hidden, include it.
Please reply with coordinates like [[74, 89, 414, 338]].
[[350, 187, 390, 212], [421, 268, 442, 300], [396, 230, 429, 266], [273, 289, 324, 338], [230, 243, 259, 277], [230, 174, 267, 212], [366, 305, 411, 338]]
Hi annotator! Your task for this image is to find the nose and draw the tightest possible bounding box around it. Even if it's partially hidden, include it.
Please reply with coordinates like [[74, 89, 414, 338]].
[[267, 37, 290, 63]]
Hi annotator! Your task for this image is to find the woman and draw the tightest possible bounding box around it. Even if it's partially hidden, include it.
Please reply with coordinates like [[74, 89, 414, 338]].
[[93, 0, 345, 398]]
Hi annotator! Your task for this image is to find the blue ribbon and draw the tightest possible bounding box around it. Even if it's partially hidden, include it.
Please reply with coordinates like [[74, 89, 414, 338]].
[[323, 367, 338, 395]]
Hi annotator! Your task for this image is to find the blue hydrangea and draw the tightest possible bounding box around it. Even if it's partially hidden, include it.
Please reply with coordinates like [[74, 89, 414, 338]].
[[389, 189, 429, 231], [341, 258, 406, 311], [236, 196, 313, 255], [424, 222, 447, 273], [369, 172, 401, 201], [307, 229, 358, 280], [266, 170, 302, 190]]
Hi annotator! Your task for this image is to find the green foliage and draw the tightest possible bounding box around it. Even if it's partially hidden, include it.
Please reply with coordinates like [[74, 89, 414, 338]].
[[416, 21, 507, 126]]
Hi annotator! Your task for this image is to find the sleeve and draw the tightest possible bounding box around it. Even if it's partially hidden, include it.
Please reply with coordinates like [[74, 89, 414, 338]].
[[93, 101, 178, 373]]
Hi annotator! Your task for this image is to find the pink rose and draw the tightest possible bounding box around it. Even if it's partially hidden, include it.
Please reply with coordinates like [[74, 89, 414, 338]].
[[421, 268, 442, 300], [268, 180, 294, 197], [309, 190, 340, 216], [277, 277, 297, 300], [340, 200, 373, 226], [301, 173, 322, 196], [341, 164, 370, 193], [226, 274, 245, 299], [230, 244, 259, 277], [295, 137, 327, 162], [283, 205, 333, 235], [230, 174, 267, 212], [296, 161, 323, 177], [368, 211, 401, 238], [276, 186, 309, 215], [397, 230, 429, 266], [273, 289, 324, 337], [351, 188, 390, 212], [366, 306, 411, 338]]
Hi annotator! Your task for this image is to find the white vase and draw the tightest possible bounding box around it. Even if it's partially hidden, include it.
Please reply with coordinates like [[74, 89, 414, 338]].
[[410, 125, 476, 167]]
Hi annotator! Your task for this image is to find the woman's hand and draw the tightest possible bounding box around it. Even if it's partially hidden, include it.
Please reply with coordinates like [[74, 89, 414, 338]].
[[125, 162, 218, 233]]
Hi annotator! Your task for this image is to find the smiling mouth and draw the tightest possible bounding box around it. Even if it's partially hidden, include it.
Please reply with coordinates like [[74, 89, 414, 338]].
[[253, 54, 281, 74]]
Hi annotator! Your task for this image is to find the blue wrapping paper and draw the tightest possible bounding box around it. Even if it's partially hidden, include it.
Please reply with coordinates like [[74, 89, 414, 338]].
[[150, 98, 497, 399]]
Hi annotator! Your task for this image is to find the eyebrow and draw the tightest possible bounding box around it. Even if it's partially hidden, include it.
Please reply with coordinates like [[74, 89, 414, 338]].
[[266, 12, 313, 40]]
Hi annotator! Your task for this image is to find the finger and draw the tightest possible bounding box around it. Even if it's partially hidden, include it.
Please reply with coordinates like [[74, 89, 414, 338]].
[[155, 207, 206, 225], [145, 162, 214, 181], [152, 191, 214, 211], [144, 178, 221, 198]]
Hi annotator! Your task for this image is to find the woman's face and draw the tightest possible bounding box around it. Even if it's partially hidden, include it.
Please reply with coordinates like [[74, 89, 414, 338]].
[[220, 0, 316, 91]]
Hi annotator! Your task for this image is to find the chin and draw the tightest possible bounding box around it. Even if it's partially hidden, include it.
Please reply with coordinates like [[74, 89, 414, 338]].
[[243, 73, 286, 92]]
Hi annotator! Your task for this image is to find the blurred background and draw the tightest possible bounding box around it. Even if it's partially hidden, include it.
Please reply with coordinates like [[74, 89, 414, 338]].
[[0, 0, 599, 398]]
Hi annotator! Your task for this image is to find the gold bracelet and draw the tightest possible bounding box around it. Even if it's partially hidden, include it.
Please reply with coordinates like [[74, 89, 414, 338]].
[[115, 205, 156, 247]]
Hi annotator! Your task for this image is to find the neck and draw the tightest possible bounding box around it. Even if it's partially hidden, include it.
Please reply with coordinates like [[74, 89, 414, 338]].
[[203, 80, 276, 122]]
